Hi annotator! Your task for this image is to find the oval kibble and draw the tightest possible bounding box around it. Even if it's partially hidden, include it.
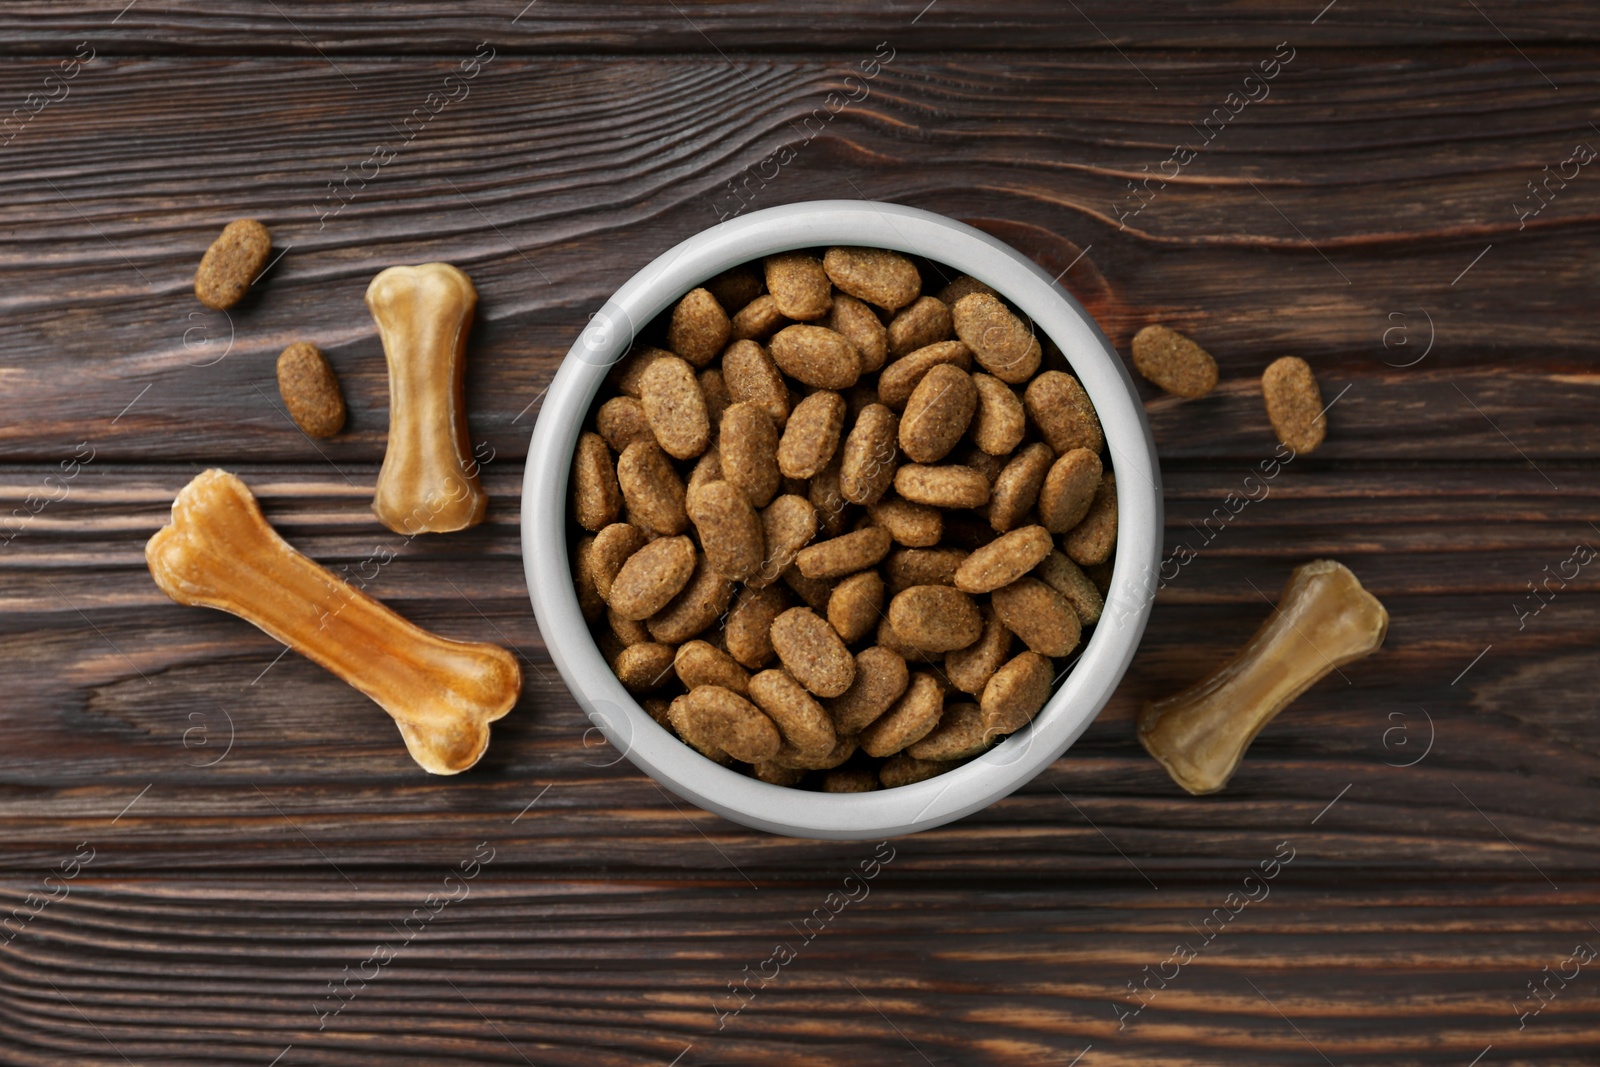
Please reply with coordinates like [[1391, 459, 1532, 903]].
[[883, 546, 968, 596], [719, 402, 781, 507], [938, 275, 998, 305], [681, 685, 781, 763], [609, 608, 652, 646], [748, 669, 838, 758], [608, 535, 697, 620], [750, 493, 818, 589], [899, 363, 977, 464], [980, 651, 1054, 734], [875, 614, 939, 664], [888, 296, 953, 359], [969, 373, 1025, 456], [778, 390, 846, 479], [574, 535, 605, 623], [686, 480, 765, 582], [880, 753, 959, 788], [827, 293, 890, 373], [823, 769, 881, 792], [1034, 549, 1104, 626], [828, 646, 910, 733], [770, 324, 861, 390], [676, 640, 752, 695], [699, 367, 732, 427], [827, 569, 885, 643], [796, 526, 892, 580], [730, 293, 789, 341], [666, 287, 732, 367], [773, 733, 857, 771], [906, 702, 991, 761], [572, 432, 623, 532], [988, 442, 1053, 533], [721, 338, 790, 429], [782, 566, 836, 614], [1025, 371, 1104, 455], [1062, 471, 1117, 566], [194, 219, 272, 310], [1262, 356, 1327, 454], [647, 556, 735, 644], [951, 291, 1041, 383], [668, 694, 733, 763], [888, 585, 982, 653], [945, 605, 1013, 694], [705, 264, 763, 314], [992, 577, 1082, 657], [754, 761, 807, 787], [1037, 448, 1102, 534], [867, 496, 942, 547], [1132, 324, 1218, 398], [764, 252, 833, 320], [859, 671, 944, 757], [823, 246, 921, 311], [639, 355, 710, 460], [769, 607, 856, 698], [277, 342, 346, 438], [596, 396, 654, 452], [616, 439, 688, 536], [839, 403, 900, 506], [878, 341, 972, 409], [687, 447, 723, 494], [955, 525, 1054, 594], [725, 584, 789, 668], [894, 464, 991, 508], [589, 522, 646, 601], [612, 642, 679, 693]]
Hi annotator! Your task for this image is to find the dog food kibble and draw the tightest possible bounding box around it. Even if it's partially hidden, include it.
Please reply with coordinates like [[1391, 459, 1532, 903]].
[[571, 246, 1116, 788], [194, 219, 272, 310], [1131, 324, 1219, 398], [276, 342, 346, 438], [1262, 356, 1327, 454]]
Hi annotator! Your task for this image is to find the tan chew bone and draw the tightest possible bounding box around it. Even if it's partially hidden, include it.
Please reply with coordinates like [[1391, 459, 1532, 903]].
[[146, 470, 521, 774], [1137, 560, 1388, 796], [368, 263, 487, 533]]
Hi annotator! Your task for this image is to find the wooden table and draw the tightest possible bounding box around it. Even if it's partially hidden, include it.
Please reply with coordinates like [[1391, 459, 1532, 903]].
[[3, 4, 1597, 1063]]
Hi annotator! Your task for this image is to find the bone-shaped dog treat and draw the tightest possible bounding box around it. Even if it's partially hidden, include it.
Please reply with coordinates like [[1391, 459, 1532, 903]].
[[146, 470, 521, 774], [368, 263, 488, 534], [1138, 559, 1388, 796]]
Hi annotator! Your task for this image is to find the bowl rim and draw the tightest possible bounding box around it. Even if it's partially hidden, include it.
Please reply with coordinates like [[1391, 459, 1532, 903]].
[[522, 199, 1161, 840]]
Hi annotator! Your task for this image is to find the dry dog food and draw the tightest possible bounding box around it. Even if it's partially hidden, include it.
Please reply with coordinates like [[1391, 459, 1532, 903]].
[[194, 219, 272, 310], [1130, 325, 1218, 398], [571, 247, 1115, 789], [276, 342, 346, 438], [1262, 356, 1327, 454]]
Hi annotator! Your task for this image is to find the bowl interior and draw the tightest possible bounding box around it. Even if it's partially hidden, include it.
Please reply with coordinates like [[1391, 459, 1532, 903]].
[[523, 200, 1161, 840]]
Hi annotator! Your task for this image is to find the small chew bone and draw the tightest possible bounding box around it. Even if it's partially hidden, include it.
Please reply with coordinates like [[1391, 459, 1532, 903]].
[[1137, 560, 1388, 796], [368, 263, 487, 534], [146, 470, 521, 774]]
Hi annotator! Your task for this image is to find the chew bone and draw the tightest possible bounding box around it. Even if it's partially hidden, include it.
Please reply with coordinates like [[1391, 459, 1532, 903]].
[[368, 263, 487, 534], [146, 470, 521, 774], [1138, 559, 1388, 795]]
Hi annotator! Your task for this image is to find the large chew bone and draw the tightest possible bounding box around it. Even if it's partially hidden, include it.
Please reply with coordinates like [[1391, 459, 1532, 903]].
[[1138, 560, 1388, 795], [368, 263, 487, 534], [146, 470, 520, 774]]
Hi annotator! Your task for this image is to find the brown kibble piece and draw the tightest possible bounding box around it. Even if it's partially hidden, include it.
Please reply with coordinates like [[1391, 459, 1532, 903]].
[[276, 342, 346, 438], [797, 526, 892, 580], [888, 296, 953, 359], [751, 494, 818, 589], [859, 670, 943, 757], [616, 440, 688, 536], [764, 252, 833, 320], [827, 293, 890, 373], [721, 339, 790, 429], [772, 733, 857, 771], [823, 769, 881, 792], [1062, 472, 1117, 566], [769, 607, 856, 697], [951, 292, 1041, 384], [608, 535, 696, 620], [1132, 325, 1219, 398], [969, 374, 1025, 456], [907, 703, 991, 761], [875, 615, 938, 663], [725, 584, 789, 668], [719, 402, 781, 507], [899, 364, 977, 464], [687, 447, 723, 494], [612, 346, 676, 399], [668, 694, 733, 763], [194, 219, 271, 310], [687, 480, 765, 582], [867, 496, 942, 547], [988, 442, 1053, 533], [639, 355, 711, 460], [647, 556, 734, 644], [748, 669, 838, 757], [730, 294, 789, 341], [992, 577, 1081, 657], [573, 432, 623, 532], [980, 651, 1054, 735], [894, 464, 991, 508], [839, 403, 900, 506], [705, 264, 763, 314], [1262, 356, 1327, 455], [1034, 550, 1104, 626], [574, 535, 605, 623], [754, 761, 806, 786], [608, 608, 653, 647], [937, 275, 997, 305], [823, 246, 921, 311], [699, 367, 732, 426], [829, 646, 910, 733], [676, 640, 752, 695], [878, 341, 972, 409], [1025, 371, 1104, 455], [782, 566, 835, 614], [827, 569, 885, 643], [955, 525, 1054, 594], [778, 390, 847, 479], [880, 753, 958, 788], [1037, 448, 1102, 534], [883, 547, 968, 596], [681, 685, 781, 763], [666, 287, 731, 368], [887, 585, 982, 653], [945, 606, 1013, 694], [596, 396, 654, 452], [589, 522, 646, 601], [613, 642, 679, 693], [770, 325, 861, 390]]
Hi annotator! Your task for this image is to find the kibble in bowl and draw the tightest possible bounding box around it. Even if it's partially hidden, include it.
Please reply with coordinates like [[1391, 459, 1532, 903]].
[[525, 201, 1160, 839]]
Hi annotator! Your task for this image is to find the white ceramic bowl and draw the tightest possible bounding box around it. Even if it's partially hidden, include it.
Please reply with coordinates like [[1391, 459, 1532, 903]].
[[524, 201, 1160, 840]]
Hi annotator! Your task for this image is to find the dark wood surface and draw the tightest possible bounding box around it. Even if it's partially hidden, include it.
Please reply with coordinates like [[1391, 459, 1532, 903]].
[[3, 4, 1599, 1063]]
